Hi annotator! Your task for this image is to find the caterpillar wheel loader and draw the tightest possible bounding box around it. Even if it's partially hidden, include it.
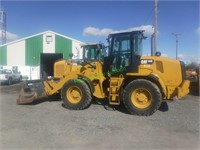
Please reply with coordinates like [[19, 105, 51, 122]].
[[17, 30, 190, 116]]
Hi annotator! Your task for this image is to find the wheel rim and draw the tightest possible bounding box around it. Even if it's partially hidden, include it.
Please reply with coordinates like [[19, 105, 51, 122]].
[[131, 88, 152, 109], [66, 86, 82, 104]]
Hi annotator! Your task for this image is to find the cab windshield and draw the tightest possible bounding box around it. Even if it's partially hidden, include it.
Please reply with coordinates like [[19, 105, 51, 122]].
[[108, 32, 143, 56], [0, 69, 12, 74], [107, 32, 144, 70], [83, 45, 104, 60]]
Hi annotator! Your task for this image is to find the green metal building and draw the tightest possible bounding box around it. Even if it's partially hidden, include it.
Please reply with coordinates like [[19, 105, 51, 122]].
[[0, 30, 84, 79], [0, 30, 84, 66]]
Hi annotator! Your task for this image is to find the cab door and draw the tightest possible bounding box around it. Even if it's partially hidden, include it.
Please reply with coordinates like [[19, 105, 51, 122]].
[[108, 33, 132, 75], [105, 32, 143, 74]]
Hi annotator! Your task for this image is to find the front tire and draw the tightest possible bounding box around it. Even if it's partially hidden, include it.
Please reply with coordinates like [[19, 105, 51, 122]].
[[123, 79, 161, 116], [18, 76, 22, 83], [7, 78, 12, 85], [61, 79, 92, 110]]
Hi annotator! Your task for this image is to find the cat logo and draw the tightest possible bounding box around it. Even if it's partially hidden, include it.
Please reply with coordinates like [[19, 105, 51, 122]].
[[141, 59, 154, 65]]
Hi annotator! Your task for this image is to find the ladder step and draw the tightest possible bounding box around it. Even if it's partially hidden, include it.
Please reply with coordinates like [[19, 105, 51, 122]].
[[109, 101, 120, 105], [109, 77, 123, 106]]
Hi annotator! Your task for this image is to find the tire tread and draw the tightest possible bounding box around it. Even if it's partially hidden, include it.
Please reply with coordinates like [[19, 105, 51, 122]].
[[61, 79, 92, 110], [123, 79, 161, 116]]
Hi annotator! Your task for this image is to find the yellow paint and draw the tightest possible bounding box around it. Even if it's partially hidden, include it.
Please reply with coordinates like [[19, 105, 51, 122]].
[[43, 55, 189, 105], [108, 76, 124, 105], [131, 88, 152, 109], [177, 80, 190, 99], [127, 56, 189, 99], [66, 86, 82, 104]]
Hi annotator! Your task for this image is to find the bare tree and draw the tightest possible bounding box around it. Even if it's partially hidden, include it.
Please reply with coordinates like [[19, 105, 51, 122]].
[[185, 62, 199, 70]]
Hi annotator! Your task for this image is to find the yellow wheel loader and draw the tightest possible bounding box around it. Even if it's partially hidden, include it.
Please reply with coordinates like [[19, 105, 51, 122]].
[[17, 31, 190, 116]]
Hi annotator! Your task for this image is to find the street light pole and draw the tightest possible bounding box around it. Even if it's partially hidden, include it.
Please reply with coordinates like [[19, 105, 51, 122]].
[[172, 33, 181, 60], [154, 0, 158, 55]]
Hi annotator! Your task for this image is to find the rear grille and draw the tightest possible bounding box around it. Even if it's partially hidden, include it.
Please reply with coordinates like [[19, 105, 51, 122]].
[[55, 64, 65, 77]]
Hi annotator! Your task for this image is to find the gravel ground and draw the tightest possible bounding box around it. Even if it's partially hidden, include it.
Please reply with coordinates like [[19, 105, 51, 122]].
[[0, 83, 199, 150]]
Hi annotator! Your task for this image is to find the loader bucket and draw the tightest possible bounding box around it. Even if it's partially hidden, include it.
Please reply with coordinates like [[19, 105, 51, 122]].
[[17, 80, 47, 104]]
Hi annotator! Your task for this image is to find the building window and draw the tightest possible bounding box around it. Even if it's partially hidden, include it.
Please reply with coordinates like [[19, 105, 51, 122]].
[[46, 35, 53, 44]]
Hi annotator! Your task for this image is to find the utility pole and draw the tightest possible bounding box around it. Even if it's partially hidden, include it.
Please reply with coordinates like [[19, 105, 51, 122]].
[[172, 33, 181, 60], [0, 0, 6, 45], [153, 0, 158, 55], [151, 34, 154, 56]]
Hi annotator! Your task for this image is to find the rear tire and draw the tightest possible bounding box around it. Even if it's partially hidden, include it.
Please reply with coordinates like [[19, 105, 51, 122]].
[[123, 79, 161, 116], [61, 79, 92, 110], [18, 76, 22, 83]]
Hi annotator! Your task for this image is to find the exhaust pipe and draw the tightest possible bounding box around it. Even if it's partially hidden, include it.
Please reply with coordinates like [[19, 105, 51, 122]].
[[17, 80, 47, 104]]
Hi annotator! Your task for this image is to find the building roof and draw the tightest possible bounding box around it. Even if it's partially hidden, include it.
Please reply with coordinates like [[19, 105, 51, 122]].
[[0, 30, 85, 47]]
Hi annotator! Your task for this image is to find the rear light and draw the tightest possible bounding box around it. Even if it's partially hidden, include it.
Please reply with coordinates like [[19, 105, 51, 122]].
[[5, 75, 8, 78]]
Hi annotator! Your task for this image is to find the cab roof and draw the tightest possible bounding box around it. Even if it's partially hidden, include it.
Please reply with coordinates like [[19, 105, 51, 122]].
[[108, 30, 145, 37]]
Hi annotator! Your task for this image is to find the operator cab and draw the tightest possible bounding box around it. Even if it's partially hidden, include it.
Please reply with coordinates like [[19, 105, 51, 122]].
[[104, 31, 145, 74]]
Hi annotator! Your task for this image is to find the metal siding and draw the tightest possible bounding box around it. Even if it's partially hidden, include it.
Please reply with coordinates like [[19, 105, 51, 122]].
[[0, 46, 7, 65], [55, 35, 72, 59], [25, 35, 43, 66], [72, 41, 83, 59], [7, 40, 25, 66]]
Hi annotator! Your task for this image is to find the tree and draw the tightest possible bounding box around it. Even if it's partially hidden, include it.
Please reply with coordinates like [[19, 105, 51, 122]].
[[185, 62, 199, 70]]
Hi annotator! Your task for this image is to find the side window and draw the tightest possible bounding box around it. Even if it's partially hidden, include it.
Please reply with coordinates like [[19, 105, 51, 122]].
[[5, 70, 12, 74], [121, 39, 130, 51], [133, 34, 143, 56], [113, 35, 130, 52], [84, 48, 89, 59]]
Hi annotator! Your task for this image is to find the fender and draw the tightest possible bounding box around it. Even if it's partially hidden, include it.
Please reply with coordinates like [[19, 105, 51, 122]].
[[78, 75, 95, 93], [148, 73, 167, 98]]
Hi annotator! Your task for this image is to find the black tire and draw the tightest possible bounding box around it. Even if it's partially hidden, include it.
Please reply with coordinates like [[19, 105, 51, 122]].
[[7, 78, 12, 85], [123, 79, 161, 116], [61, 79, 92, 110], [18, 76, 22, 83]]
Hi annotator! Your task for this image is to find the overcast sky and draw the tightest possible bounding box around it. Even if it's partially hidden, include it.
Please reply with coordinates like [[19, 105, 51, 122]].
[[1, 0, 199, 63]]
